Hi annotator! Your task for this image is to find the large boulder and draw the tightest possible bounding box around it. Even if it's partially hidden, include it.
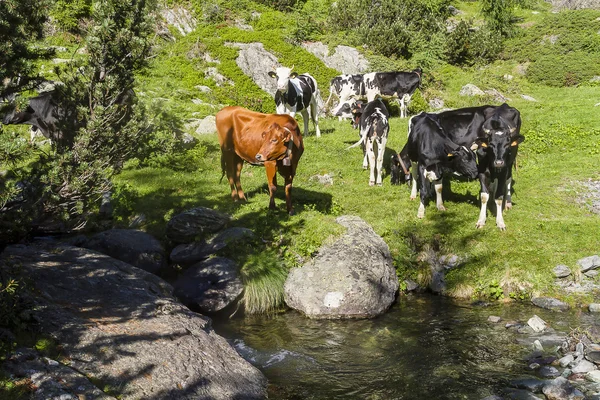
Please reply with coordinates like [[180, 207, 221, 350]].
[[81, 229, 167, 274], [173, 257, 244, 313], [170, 227, 255, 266], [1, 244, 267, 400], [301, 42, 369, 74], [166, 207, 231, 243], [284, 216, 398, 319]]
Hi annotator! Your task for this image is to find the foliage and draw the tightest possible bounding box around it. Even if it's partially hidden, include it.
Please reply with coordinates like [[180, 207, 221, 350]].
[[407, 89, 428, 115], [328, 0, 451, 59], [445, 21, 503, 66], [240, 250, 289, 314], [480, 0, 518, 38], [253, 0, 306, 12], [50, 0, 92, 33]]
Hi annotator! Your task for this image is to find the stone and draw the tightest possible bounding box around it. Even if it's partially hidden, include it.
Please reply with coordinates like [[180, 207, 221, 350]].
[[571, 359, 596, 373], [195, 115, 217, 134], [459, 84, 485, 96], [166, 207, 230, 243], [481, 396, 503, 400], [284, 216, 398, 319], [488, 315, 502, 323], [585, 270, 599, 278], [1, 244, 267, 399], [309, 173, 334, 186], [80, 229, 167, 274], [577, 255, 600, 272], [559, 354, 575, 367], [170, 227, 255, 265], [542, 377, 585, 400], [161, 5, 197, 36], [554, 264, 571, 278], [404, 279, 419, 292], [533, 340, 544, 351], [521, 94, 538, 102], [229, 42, 279, 95], [538, 365, 560, 378], [205, 67, 232, 86], [587, 370, 600, 383], [531, 297, 569, 312], [528, 315, 548, 332], [429, 98, 445, 109], [587, 351, 600, 364], [509, 377, 545, 392], [173, 257, 243, 313], [503, 388, 544, 399], [301, 42, 369, 75]]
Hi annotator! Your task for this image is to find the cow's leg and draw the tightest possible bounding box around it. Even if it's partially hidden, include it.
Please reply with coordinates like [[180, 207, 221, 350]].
[[310, 100, 321, 138], [398, 98, 405, 119], [366, 138, 376, 186], [375, 136, 387, 186], [222, 151, 238, 201], [300, 109, 310, 137], [410, 162, 418, 200], [233, 154, 246, 201], [417, 164, 429, 218], [505, 176, 513, 209], [434, 179, 446, 211], [476, 175, 492, 228], [265, 161, 278, 210], [495, 197, 506, 230], [284, 171, 294, 215]]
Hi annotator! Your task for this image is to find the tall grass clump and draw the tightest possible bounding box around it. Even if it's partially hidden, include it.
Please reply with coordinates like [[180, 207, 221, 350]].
[[240, 251, 289, 315]]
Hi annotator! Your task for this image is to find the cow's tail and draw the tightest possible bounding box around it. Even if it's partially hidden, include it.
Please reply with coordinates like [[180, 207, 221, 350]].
[[219, 152, 226, 183], [346, 133, 366, 150]]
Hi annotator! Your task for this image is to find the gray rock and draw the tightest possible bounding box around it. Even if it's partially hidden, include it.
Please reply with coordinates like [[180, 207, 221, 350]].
[[481, 396, 503, 400], [488, 315, 502, 323], [429, 98, 445, 109], [301, 42, 369, 74], [559, 354, 575, 367], [205, 67, 232, 86], [591, 304, 600, 312], [404, 279, 419, 292], [166, 207, 231, 243], [309, 173, 334, 186], [572, 359, 596, 373], [521, 94, 538, 102], [533, 339, 544, 352], [170, 227, 255, 265], [230, 42, 279, 95], [509, 377, 545, 392], [585, 269, 599, 278], [542, 377, 585, 400], [459, 84, 485, 96], [587, 351, 600, 364], [587, 370, 600, 383], [284, 216, 398, 319], [528, 315, 548, 332], [173, 257, 243, 313], [538, 365, 561, 378], [503, 388, 545, 399], [531, 297, 569, 312], [577, 255, 600, 272], [549, 0, 600, 11], [81, 229, 167, 274], [195, 115, 216, 134], [554, 264, 572, 278], [1, 244, 267, 399], [195, 85, 212, 93], [161, 5, 197, 36]]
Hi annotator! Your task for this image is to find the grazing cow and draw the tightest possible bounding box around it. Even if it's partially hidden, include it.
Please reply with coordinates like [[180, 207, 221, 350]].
[[327, 74, 365, 119], [216, 106, 304, 215], [347, 99, 390, 186], [390, 152, 412, 186], [399, 112, 479, 218], [268, 67, 321, 138], [474, 105, 524, 230], [363, 68, 422, 118]]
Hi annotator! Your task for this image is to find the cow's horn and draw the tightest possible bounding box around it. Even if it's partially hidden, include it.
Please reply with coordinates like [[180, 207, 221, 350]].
[[483, 128, 491, 134], [470, 142, 479, 151], [509, 127, 516, 133]]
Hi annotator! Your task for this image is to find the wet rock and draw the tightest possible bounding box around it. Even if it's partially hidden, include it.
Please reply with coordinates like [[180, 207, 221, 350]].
[[577, 255, 600, 272], [503, 388, 544, 399], [531, 297, 569, 312], [80, 229, 167, 274], [528, 315, 548, 332], [587, 351, 600, 364], [166, 207, 231, 243], [554, 264, 571, 278], [538, 365, 561, 378], [509, 377, 545, 392], [404, 279, 419, 292], [591, 303, 600, 312], [488, 315, 502, 323], [587, 370, 600, 383], [173, 257, 243, 313], [284, 216, 398, 319], [571, 359, 596, 373], [542, 377, 585, 400]]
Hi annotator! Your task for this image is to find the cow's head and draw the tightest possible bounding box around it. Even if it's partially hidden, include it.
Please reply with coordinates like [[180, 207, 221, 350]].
[[476, 116, 524, 171], [350, 100, 365, 129], [255, 123, 294, 163], [390, 152, 412, 185], [446, 145, 478, 179], [333, 99, 356, 120], [268, 66, 297, 93]]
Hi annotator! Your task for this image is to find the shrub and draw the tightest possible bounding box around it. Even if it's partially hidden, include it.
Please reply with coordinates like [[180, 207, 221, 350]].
[[50, 0, 92, 33], [446, 21, 503, 66], [526, 52, 600, 87]]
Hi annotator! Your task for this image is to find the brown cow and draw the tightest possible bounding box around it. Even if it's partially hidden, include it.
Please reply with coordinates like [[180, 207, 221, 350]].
[[216, 106, 304, 215]]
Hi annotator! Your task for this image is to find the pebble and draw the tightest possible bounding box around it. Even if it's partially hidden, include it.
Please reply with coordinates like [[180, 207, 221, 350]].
[[488, 315, 502, 323]]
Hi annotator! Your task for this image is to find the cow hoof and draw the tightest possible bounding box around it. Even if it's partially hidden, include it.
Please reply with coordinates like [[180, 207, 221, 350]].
[[437, 205, 446, 211], [369, 181, 375, 186], [410, 196, 416, 201], [505, 202, 512, 210], [377, 183, 382, 187], [497, 224, 506, 230], [476, 221, 485, 229]]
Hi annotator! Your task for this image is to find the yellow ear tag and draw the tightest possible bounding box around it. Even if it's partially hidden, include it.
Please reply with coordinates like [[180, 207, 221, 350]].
[[510, 140, 519, 147], [480, 142, 488, 148]]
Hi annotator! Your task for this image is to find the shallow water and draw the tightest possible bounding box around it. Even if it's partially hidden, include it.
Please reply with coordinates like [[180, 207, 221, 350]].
[[212, 295, 595, 400]]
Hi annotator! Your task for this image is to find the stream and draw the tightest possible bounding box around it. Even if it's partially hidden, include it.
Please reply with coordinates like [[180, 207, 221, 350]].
[[213, 294, 597, 400]]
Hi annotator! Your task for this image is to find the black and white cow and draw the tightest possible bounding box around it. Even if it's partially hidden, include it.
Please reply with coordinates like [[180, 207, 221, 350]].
[[474, 104, 523, 230], [363, 68, 422, 118], [347, 99, 390, 186], [399, 112, 479, 218], [1, 91, 66, 142], [268, 67, 321, 137], [327, 74, 365, 119]]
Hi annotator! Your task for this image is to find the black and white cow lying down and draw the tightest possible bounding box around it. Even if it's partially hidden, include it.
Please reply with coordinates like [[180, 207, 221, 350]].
[[399, 111, 479, 218], [269, 67, 321, 138], [347, 99, 390, 186]]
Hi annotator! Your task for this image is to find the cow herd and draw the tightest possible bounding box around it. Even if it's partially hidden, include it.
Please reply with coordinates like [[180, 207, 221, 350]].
[[217, 65, 525, 231]]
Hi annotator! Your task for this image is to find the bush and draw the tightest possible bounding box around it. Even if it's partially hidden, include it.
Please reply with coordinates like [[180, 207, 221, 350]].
[[50, 0, 91, 33], [526, 52, 600, 87], [446, 21, 503, 66]]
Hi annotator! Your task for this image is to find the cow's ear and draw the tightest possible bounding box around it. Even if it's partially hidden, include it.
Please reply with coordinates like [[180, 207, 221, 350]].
[[268, 71, 277, 78], [290, 72, 298, 79], [475, 137, 488, 148], [511, 134, 524, 147], [282, 127, 292, 142]]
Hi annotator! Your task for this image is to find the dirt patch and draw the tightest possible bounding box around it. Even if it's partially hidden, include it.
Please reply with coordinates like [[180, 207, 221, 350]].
[[578, 179, 600, 214]]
